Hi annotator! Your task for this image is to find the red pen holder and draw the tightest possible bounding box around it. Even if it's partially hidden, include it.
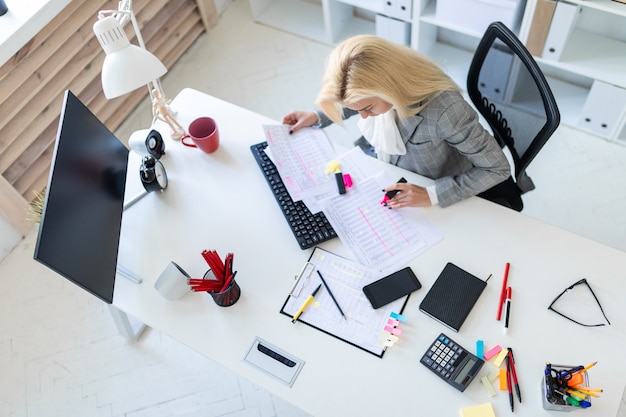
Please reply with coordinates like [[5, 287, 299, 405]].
[[204, 269, 241, 307]]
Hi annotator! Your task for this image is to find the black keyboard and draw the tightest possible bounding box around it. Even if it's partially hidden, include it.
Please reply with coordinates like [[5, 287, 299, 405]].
[[250, 141, 337, 250]]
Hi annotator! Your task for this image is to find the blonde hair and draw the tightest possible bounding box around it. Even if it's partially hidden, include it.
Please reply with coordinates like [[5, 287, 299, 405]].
[[316, 35, 460, 124]]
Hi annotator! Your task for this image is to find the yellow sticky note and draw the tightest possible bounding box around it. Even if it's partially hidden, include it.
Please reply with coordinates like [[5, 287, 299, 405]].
[[460, 402, 496, 417], [325, 160, 340, 174], [493, 348, 509, 367], [488, 370, 500, 381], [481, 375, 497, 397]]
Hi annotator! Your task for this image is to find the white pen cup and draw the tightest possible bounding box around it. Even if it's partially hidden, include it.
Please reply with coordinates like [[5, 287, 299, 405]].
[[154, 262, 191, 301]]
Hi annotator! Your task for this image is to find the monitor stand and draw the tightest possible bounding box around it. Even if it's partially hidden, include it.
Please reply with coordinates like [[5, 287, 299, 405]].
[[115, 189, 150, 285], [109, 189, 152, 341], [109, 305, 147, 342]]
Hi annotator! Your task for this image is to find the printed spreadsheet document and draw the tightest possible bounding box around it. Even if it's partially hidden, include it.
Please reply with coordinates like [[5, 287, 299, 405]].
[[263, 124, 442, 273]]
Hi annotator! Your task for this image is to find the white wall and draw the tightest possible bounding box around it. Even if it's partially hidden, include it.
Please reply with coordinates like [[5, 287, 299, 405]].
[[0, 214, 22, 262]]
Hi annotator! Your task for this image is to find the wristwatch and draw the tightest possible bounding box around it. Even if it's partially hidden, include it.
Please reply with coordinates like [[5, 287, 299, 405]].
[[140, 155, 168, 192]]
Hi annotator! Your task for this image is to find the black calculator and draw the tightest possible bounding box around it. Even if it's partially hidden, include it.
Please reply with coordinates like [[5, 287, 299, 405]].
[[420, 333, 484, 392]]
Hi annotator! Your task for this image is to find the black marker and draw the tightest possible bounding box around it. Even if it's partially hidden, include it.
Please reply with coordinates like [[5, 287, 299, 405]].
[[381, 177, 407, 204]]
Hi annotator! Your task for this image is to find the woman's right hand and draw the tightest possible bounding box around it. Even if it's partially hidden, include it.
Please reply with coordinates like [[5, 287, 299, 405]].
[[282, 111, 319, 134]]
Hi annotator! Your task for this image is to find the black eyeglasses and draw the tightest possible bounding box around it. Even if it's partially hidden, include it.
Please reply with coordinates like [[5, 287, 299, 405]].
[[548, 278, 611, 327]]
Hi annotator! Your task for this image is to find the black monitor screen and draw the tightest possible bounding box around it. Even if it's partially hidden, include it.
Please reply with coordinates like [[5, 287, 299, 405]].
[[34, 90, 129, 304]]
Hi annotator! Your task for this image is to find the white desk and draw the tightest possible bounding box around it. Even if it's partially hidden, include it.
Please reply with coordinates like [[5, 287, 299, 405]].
[[115, 88, 626, 416]]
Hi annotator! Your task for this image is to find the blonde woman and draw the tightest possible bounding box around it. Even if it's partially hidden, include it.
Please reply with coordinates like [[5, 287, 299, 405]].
[[283, 35, 510, 208]]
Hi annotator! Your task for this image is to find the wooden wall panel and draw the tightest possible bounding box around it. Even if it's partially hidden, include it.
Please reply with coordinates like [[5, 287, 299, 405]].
[[0, 0, 216, 236]]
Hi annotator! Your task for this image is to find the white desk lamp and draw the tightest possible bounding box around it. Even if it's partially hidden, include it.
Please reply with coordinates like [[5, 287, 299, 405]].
[[93, 0, 184, 138]]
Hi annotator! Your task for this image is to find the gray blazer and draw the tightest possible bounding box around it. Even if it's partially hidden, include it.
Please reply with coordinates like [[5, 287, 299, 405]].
[[319, 90, 510, 207]]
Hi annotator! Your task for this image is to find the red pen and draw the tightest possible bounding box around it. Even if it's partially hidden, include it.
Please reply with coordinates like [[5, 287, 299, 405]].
[[505, 353, 514, 412], [508, 348, 522, 403], [497, 262, 510, 320]]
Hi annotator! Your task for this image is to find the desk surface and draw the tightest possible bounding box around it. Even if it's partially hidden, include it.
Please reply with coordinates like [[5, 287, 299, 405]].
[[116, 88, 626, 416]]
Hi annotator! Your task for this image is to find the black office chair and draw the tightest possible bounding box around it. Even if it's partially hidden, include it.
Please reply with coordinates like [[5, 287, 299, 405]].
[[470, 22, 560, 211]]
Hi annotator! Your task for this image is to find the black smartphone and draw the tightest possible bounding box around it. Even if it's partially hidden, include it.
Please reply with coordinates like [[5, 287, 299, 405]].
[[362, 267, 422, 309]]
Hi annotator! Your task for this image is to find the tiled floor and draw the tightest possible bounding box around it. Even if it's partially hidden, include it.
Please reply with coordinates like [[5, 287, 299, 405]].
[[1, 0, 625, 416]]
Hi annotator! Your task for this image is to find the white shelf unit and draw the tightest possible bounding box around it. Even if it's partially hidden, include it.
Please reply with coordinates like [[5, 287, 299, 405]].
[[531, 0, 626, 142], [247, 0, 626, 143]]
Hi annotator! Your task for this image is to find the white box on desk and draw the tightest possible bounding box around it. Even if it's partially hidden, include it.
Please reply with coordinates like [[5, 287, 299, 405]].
[[435, 0, 525, 35]]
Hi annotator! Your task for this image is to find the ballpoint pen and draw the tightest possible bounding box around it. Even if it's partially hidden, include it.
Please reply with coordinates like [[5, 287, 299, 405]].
[[292, 283, 322, 323], [508, 348, 522, 403], [317, 270, 347, 320], [505, 354, 514, 412]]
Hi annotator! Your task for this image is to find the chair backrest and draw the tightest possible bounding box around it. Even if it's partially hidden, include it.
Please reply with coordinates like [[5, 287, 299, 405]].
[[467, 22, 560, 196]]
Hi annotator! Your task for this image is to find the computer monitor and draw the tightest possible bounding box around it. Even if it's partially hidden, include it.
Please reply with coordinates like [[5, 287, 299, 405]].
[[34, 90, 129, 304]]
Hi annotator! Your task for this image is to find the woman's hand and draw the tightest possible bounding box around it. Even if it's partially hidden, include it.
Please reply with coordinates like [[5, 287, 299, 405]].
[[282, 111, 319, 134], [383, 182, 432, 208]]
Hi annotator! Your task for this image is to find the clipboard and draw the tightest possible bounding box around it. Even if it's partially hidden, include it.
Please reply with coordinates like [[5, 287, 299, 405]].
[[280, 247, 409, 357]]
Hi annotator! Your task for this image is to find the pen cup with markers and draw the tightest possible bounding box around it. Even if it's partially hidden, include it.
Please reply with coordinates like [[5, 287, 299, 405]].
[[542, 364, 591, 411], [204, 269, 241, 307]]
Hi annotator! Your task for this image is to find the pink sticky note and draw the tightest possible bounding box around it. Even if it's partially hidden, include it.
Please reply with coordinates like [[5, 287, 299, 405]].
[[383, 325, 402, 335], [387, 319, 400, 327], [484, 345, 502, 360]]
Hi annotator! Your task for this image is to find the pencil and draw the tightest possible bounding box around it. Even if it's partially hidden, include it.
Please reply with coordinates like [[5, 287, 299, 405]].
[[317, 270, 346, 320], [580, 361, 597, 373], [292, 283, 322, 323]]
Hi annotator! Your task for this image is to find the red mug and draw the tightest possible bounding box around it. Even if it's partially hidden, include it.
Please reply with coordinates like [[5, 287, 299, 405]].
[[181, 117, 219, 153]]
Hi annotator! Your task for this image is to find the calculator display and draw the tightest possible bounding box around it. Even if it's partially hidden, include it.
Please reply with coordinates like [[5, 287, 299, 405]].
[[454, 358, 477, 384], [420, 333, 484, 392]]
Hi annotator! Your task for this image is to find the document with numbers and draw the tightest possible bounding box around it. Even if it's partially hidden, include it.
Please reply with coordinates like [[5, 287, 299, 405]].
[[263, 125, 443, 270], [263, 124, 337, 212], [320, 168, 443, 274]]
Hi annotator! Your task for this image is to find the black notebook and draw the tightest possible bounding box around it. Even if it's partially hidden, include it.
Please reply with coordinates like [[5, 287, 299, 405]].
[[419, 263, 487, 332]]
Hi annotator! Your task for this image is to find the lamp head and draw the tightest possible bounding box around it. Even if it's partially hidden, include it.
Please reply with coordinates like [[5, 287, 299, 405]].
[[93, 15, 167, 99]]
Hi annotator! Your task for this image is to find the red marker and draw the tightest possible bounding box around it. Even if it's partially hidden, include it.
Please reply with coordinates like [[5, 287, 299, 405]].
[[497, 262, 510, 320]]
